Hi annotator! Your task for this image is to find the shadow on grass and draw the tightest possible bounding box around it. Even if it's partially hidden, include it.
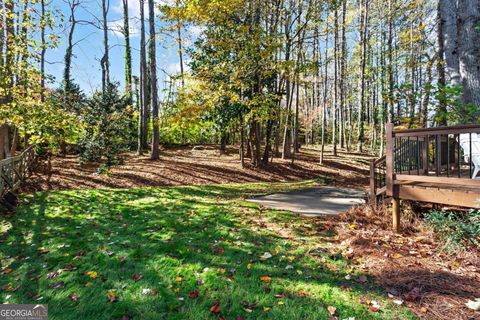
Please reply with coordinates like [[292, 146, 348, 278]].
[[1, 184, 415, 320]]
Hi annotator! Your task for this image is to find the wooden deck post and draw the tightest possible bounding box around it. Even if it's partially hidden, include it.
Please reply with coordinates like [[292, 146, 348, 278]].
[[386, 123, 394, 197], [386, 123, 401, 232], [370, 159, 375, 203], [392, 197, 401, 233]]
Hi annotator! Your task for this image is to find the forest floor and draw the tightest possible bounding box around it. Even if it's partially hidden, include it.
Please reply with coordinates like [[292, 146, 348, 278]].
[[23, 145, 372, 192], [5, 145, 479, 319]]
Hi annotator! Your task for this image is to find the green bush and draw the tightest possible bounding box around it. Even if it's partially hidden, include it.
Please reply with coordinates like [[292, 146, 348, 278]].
[[425, 209, 480, 251]]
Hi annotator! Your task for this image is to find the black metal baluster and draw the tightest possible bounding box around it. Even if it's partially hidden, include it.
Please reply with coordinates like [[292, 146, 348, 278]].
[[416, 136, 420, 176], [408, 137, 411, 175], [457, 134, 461, 178], [470, 132, 473, 178], [435, 135, 438, 176], [426, 135, 429, 176], [447, 134, 450, 177]]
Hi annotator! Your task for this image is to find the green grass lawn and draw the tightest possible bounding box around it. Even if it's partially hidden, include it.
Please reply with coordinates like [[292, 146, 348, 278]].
[[0, 181, 415, 319]]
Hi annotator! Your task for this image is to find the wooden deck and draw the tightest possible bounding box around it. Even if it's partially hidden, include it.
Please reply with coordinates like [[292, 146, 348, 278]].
[[371, 124, 480, 232]]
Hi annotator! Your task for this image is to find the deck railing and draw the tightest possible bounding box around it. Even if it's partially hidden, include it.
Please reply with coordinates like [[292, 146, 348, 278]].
[[370, 155, 386, 203], [387, 123, 480, 192], [0, 145, 35, 202], [371, 123, 480, 232]]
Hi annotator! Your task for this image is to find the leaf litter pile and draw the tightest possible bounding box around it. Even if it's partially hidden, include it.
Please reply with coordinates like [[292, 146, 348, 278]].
[[334, 203, 480, 320]]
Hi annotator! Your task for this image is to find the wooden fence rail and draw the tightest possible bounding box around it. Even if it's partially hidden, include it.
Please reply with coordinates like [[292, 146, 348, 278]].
[[0, 145, 35, 207]]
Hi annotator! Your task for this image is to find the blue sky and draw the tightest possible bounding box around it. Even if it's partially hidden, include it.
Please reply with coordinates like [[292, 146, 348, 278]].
[[46, 0, 202, 95]]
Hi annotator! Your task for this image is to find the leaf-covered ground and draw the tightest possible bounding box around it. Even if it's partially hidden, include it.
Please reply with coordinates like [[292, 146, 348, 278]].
[[0, 181, 415, 319]]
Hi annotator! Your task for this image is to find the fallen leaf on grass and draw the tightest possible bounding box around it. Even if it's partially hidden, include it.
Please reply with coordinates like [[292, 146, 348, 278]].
[[260, 252, 273, 260], [131, 273, 143, 282], [263, 307, 271, 312], [107, 290, 118, 303], [260, 276, 271, 283], [37, 247, 49, 255], [327, 306, 336, 316], [63, 264, 77, 271], [74, 251, 85, 259], [2, 268, 13, 274], [369, 300, 381, 312], [69, 293, 80, 301], [188, 290, 199, 299], [175, 275, 183, 282], [2, 284, 18, 292], [49, 282, 65, 289], [86, 271, 98, 279], [264, 286, 271, 293], [356, 276, 368, 284], [210, 302, 221, 314], [247, 263, 253, 270], [274, 293, 286, 298], [47, 271, 60, 279], [241, 300, 258, 311]]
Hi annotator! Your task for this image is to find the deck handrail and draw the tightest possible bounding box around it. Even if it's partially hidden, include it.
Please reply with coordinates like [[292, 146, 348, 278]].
[[393, 124, 480, 137]]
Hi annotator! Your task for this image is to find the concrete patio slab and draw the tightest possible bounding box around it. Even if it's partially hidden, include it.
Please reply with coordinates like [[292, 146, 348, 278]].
[[248, 186, 366, 216]]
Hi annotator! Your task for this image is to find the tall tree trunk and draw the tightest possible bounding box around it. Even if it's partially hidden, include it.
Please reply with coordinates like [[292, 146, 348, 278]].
[[5, 0, 14, 99], [123, 0, 132, 99], [177, 22, 185, 87], [262, 120, 273, 165], [421, 57, 434, 127], [40, 0, 46, 102], [320, 20, 329, 164], [458, 0, 480, 115], [0, 124, 10, 160], [239, 115, 245, 168], [436, 0, 447, 126], [101, 0, 110, 92], [339, 0, 347, 149], [282, 27, 292, 159], [387, 0, 394, 122], [64, 0, 78, 91], [332, 3, 338, 156], [357, 0, 368, 152], [139, 0, 149, 151], [148, 0, 159, 160], [439, 0, 461, 87]]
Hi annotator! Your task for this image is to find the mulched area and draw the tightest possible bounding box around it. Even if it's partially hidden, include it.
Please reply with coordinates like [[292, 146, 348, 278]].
[[22, 145, 374, 192], [335, 205, 480, 320]]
